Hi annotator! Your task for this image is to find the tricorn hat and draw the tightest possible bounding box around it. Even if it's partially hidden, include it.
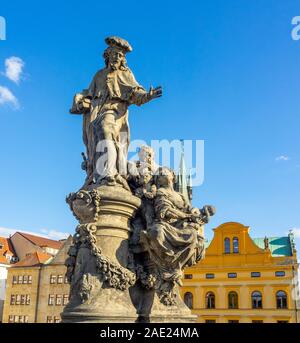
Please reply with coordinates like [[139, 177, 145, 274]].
[[105, 36, 133, 53]]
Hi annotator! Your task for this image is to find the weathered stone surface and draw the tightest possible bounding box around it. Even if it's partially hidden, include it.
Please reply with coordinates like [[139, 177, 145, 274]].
[[62, 36, 215, 323], [61, 186, 141, 322]]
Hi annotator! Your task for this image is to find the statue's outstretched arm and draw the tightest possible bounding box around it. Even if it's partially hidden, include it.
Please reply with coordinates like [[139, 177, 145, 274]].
[[130, 85, 162, 106]]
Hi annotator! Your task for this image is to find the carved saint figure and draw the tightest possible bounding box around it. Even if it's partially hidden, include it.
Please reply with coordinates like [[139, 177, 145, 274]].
[[70, 36, 162, 188], [139, 167, 215, 290]]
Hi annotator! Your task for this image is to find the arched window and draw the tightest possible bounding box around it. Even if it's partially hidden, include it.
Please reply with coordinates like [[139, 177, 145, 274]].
[[233, 237, 239, 253], [224, 238, 230, 254], [228, 291, 238, 309], [252, 291, 262, 309], [205, 292, 215, 309], [184, 292, 193, 309], [276, 291, 287, 309]]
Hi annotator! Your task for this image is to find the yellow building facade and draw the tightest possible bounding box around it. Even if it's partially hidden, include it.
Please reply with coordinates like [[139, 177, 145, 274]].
[[2, 237, 71, 323], [181, 222, 299, 323]]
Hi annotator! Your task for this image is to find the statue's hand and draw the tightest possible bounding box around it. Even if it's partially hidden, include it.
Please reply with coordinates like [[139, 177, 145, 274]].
[[148, 85, 162, 100]]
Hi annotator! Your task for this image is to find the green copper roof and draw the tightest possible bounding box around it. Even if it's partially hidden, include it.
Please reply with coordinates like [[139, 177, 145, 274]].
[[252, 237, 292, 257]]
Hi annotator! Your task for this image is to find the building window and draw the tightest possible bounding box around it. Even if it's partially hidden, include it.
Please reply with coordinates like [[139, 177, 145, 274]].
[[15, 294, 21, 305], [228, 273, 237, 278], [224, 238, 230, 254], [47, 316, 53, 323], [252, 320, 263, 323], [64, 275, 69, 284], [206, 273, 215, 279], [26, 294, 31, 305], [21, 294, 26, 305], [228, 320, 239, 323], [54, 317, 61, 323], [205, 320, 216, 323], [275, 271, 285, 277], [12, 275, 17, 284], [50, 275, 57, 284], [232, 237, 239, 253], [48, 294, 55, 306], [57, 275, 63, 284], [252, 291, 263, 309], [56, 295, 62, 306], [205, 292, 215, 309], [23, 275, 28, 284], [28, 275, 32, 284], [63, 294, 69, 305], [18, 275, 23, 284], [276, 291, 287, 309], [184, 292, 193, 309], [8, 313, 29, 323], [251, 272, 261, 278], [228, 291, 238, 309], [184, 274, 192, 279], [10, 294, 15, 305]]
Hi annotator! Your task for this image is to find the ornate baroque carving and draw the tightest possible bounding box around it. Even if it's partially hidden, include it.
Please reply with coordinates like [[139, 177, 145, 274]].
[[66, 223, 136, 299], [66, 189, 101, 222]]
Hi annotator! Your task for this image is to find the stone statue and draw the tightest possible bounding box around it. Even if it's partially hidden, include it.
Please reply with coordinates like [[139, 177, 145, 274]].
[[130, 165, 215, 310], [70, 36, 162, 188], [264, 236, 269, 250], [62, 37, 215, 323]]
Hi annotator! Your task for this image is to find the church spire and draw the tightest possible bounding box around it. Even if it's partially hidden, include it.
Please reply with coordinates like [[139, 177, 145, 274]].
[[177, 140, 191, 205]]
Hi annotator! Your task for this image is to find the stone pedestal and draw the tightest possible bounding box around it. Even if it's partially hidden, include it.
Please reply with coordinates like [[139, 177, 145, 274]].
[[61, 185, 141, 323], [130, 283, 197, 323]]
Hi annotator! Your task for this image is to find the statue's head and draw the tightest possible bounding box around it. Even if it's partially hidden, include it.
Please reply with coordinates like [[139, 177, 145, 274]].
[[139, 167, 153, 185], [103, 36, 132, 71], [156, 167, 176, 188], [138, 145, 155, 164]]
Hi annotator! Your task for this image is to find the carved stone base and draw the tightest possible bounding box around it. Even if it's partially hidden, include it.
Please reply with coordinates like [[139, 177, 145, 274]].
[[61, 288, 137, 323], [61, 184, 198, 323], [130, 284, 197, 323], [61, 185, 141, 323]]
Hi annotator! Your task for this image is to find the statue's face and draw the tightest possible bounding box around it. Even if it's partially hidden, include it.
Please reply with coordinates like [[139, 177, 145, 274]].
[[158, 168, 174, 187], [108, 48, 124, 70], [138, 146, 154, 163]]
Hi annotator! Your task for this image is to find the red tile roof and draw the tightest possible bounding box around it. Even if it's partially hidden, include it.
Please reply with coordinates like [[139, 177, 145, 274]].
[[0, 236, 16, 265], [16, 232, 63, 250], [12, 251, 52, 267]]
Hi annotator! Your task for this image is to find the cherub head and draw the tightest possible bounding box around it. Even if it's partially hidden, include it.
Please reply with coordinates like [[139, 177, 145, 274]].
[[138, 145, 155, 165], [139, 167, 152, 185]]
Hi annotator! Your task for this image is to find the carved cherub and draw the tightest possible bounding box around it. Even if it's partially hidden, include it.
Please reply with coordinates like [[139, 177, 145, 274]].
[[188, 205, 216, 226], [135, 168, 157, 227], [135, 168, 157, 199]]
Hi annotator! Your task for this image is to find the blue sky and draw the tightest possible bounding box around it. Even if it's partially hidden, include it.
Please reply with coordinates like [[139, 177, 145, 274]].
[[0, 0, 299, 246]]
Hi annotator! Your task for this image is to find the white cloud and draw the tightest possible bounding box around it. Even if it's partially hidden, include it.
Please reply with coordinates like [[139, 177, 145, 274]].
[[0, 226, 70, 241], [275, 155, 290, 161], [3, 56, 25, 84], [0, 85, 19, 109]]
